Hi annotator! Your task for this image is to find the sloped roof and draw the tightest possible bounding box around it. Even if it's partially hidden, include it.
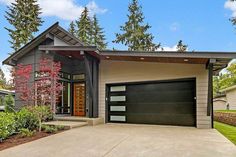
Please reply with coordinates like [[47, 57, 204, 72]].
[[3, 22, 84, 65]]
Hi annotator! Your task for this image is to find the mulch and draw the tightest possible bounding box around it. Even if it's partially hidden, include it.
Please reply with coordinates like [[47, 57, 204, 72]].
[[0, 129, 68, 151]]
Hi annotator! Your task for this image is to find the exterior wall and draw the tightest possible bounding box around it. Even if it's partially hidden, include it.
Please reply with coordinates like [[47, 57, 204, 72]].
[[15, 48, 52, 109], [54, 37, 69, 46], [99, 60, 211, 129], [14, 36, 71, 110], [213, 97, 227, 110], [226, 89, 236, 110]]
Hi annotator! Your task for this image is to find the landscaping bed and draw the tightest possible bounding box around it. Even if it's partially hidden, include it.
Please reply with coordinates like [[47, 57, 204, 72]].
[[0, 129, 67, 151], [214, 121, 236, 145], [0, 105, 70, 151], [214, 111, 236, 126]]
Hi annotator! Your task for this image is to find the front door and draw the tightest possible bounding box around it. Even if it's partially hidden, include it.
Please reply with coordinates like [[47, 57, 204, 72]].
[[73, 83, 85, 116]]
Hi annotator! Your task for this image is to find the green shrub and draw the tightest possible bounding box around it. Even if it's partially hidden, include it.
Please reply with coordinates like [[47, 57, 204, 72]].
[[0, 112, 16, 140], [55, 125, 65, 131], [32, 105, 54, 122], [19, 128, 35, 138], [16, 107, 39, 131], [4, 94, 15, 113], [43, 125, 58, 133], [28, 105, 54, 132]]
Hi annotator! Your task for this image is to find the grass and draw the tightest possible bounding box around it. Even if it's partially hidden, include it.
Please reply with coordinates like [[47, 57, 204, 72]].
[[214, 110, 236, 113], [214, 121, 236, 145]]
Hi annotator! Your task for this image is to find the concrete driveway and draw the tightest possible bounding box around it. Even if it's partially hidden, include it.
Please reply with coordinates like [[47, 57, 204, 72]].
[[1, 124, 236, 157]]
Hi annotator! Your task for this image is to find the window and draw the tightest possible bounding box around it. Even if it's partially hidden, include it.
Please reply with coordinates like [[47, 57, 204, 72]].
[[56, 82, 71, 114], [73, 74, 85, 80]]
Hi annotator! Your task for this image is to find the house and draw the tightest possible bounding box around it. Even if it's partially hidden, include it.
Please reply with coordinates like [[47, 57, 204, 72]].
[[3, 22, 236, 129], [219, 85, 236, 110], [213, 94, 227, 110]]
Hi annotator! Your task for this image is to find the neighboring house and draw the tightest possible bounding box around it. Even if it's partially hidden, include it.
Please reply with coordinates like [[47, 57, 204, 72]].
[[0, 89, 15, 97], [3, 22, 236, 129], [220, 85, 236, 110], [0, 89, 15, 111], [213, 94, 227, 110]]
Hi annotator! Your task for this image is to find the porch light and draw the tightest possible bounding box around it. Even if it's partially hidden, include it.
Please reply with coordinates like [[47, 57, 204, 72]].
[[140, 57, 145, 60], [106, 56, 110, 59], [68, 55, 72, 58], [184, 59, 189, 62]]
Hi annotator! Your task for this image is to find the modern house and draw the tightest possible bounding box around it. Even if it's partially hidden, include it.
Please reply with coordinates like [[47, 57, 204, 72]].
[[3, 22, 236, 129]]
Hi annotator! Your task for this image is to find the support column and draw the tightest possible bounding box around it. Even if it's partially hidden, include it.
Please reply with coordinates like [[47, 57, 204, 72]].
[[206, 59, 215, 128], [84, 52, 99, 118]]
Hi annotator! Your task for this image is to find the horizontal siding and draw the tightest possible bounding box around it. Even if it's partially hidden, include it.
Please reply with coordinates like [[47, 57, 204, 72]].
[[99, 60, 211, 129], [226, 89, 236, 110]]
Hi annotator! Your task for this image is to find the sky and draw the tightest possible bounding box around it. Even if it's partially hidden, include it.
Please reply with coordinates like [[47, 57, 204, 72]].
[[0, 0, 236, 79]]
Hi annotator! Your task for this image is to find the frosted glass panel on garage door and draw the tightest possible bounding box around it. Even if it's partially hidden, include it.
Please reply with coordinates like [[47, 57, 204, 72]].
[[110, 96, 126, 102], [110, 86, 126, 92], [110, 115, 126, 122], [110, 106, 126, 111]]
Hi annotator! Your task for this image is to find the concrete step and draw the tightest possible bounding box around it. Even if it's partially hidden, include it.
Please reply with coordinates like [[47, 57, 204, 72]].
[[43, 121, 88, 129], [54, 116, 104, 126]]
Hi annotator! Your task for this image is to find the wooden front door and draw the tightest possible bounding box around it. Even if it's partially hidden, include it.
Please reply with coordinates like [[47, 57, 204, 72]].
[[73, 83, 85, 116]]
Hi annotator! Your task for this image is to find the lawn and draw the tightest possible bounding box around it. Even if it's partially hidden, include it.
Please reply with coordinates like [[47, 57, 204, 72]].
[[214, 110, 236, 113], [214, 121, 236, 145]]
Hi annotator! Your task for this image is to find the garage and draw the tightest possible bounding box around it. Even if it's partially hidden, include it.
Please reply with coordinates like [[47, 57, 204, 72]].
[[107, 79, 196, 126]]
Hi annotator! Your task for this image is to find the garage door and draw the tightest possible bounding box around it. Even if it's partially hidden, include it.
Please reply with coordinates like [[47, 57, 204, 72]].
[[107, 79, 196, 126]]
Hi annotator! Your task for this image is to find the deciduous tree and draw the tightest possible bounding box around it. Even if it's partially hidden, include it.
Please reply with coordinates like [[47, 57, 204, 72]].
[[35, 57, 62, 113], [15, 64, 33, 105]]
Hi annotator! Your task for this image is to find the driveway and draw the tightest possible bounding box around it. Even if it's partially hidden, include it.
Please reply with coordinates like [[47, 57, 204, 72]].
[[1, 124, 236, 157]]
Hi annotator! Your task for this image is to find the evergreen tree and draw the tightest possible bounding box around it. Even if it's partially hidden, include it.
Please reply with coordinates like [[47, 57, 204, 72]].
[[0, 68, 6, 89], [176, 40, 188, 52], [5, 0, 43, 51], [91, 15, 107, 49], [113, 0, 159, 51], [68, 21, 77, 36], [76, 7, 92, 45]]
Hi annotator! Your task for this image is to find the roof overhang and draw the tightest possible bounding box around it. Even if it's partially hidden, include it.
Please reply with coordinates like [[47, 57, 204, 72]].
[[3, 22, 84, 66], [38, 45, 99, 59], [100, 50, 236, 74]]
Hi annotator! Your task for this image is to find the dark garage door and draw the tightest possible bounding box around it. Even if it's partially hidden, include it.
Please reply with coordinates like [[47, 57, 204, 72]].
[[107, 79, 196, 126]]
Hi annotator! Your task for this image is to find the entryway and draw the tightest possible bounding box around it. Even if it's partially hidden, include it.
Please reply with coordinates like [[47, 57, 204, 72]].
[[73, 83, 85, 116]]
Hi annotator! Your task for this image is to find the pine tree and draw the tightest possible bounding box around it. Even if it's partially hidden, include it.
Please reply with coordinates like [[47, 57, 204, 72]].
[[91, 15, 107, 50], [176, 40, 188, 52], [0, 68, 6, 89], [113, 0, 159, 51], [5, 0, 43, 51], [68, 21, 77, 36], [76, 7, 92, 45]]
